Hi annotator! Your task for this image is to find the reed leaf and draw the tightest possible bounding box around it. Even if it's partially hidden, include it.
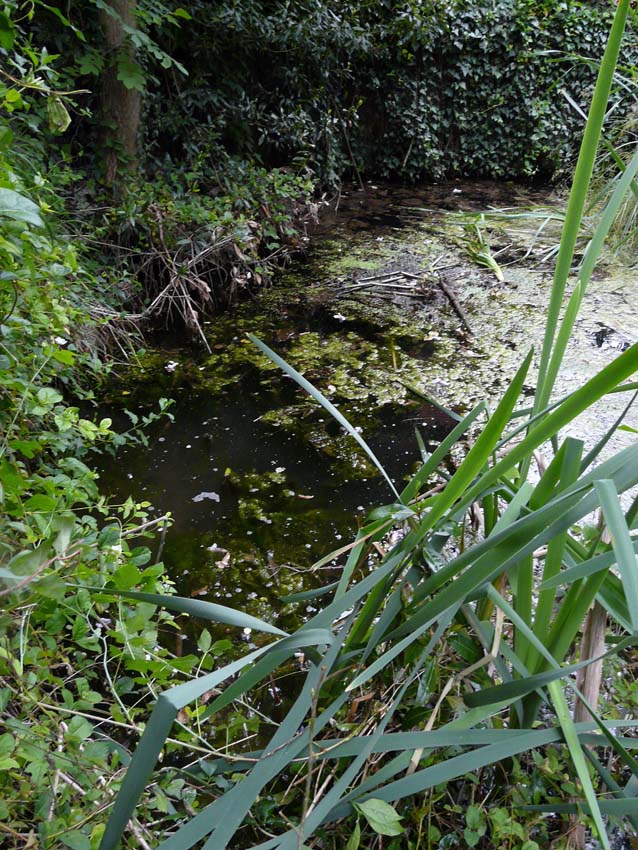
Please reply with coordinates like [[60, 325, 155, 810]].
[[548, 679, 611, 850], [93, 587, 289, 636], [596, 478, 638, 633], [534, 0, 630, 412]]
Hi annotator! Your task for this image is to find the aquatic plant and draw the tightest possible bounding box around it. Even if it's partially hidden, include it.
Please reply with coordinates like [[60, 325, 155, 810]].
[[97, 2, 638, 848], [462, 214, 506, 281]]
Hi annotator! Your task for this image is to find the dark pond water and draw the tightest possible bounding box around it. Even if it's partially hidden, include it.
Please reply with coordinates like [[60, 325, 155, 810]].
[[99, 379, 443, 632], [98, 180, 551, 634]]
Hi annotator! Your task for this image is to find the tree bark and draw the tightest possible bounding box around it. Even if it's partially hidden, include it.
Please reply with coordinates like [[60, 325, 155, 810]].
[[100, 0, 141, 186]]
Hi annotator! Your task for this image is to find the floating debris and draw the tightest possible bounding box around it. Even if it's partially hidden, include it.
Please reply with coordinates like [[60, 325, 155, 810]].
[[192, 491, 221, 503]]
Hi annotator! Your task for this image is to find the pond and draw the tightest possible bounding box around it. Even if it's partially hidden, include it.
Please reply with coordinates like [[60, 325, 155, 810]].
[[99, 179, 638, 637]]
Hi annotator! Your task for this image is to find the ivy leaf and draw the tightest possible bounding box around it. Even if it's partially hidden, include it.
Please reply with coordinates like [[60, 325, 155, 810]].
[[0, 188, 43, 227], [116, 57, 145, 91], [78, 51, 104, 76], [172, 7, 192, 19], [353, 799, 404, 836]]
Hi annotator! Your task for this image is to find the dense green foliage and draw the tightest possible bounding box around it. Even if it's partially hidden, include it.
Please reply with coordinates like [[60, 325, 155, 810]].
[[139, 0, 634, 183], [0, 6, 301, 847], [16, 0, 635, 187], [2, 0, 638, 848]]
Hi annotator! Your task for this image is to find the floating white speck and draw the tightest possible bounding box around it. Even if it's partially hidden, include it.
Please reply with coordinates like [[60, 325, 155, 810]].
[[54, 336, 68, 346], [275, 466, 286, 473], [192, 491, 220, 503], [165, 360, 179, 372]]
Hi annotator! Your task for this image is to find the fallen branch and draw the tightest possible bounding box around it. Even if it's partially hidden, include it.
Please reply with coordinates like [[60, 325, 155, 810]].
[[435, 273, 474, 336]]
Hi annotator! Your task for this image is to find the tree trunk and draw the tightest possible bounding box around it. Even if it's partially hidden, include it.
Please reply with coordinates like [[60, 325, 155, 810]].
[[100, 0, 141, 186]]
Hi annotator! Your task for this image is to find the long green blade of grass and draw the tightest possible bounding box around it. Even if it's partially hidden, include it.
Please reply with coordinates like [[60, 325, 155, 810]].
[[544, 144, 638, 399], [534, 0, 630, 412], [527, 439, 583, 672], [93, 587, 289, 636], [158, 634, 351, 850], [393, 445, 638, 645], [99, 630, 334, 850], [539, 544, 638, 591], [465, 638, 634, 707], [408, 349, 532, 538], [595, 478, 638, 633], [400, 401, 487, 503], [522, 799, 638, 815], [548, 679, 611, 850]]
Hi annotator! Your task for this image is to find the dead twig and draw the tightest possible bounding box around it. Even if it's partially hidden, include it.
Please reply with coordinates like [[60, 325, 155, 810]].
[[435, 273, 474, 336]]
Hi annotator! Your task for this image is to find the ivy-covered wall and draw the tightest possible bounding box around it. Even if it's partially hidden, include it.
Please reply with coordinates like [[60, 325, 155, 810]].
[[142, 0, 634, 185], [355, 0, 623, 180]]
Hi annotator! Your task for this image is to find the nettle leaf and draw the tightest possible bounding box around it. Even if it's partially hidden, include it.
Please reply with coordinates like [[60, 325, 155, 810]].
[[0, 188, 43, 227], [53, 348, 75, 366], [24, 494, 57, 512], [353, 799, 404, 836], [9, 440, 42, 459], [116, 57, 145, 91]]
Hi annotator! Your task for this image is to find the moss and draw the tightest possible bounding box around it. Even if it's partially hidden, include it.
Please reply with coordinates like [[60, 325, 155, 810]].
[[330, 256, 383, 272]]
